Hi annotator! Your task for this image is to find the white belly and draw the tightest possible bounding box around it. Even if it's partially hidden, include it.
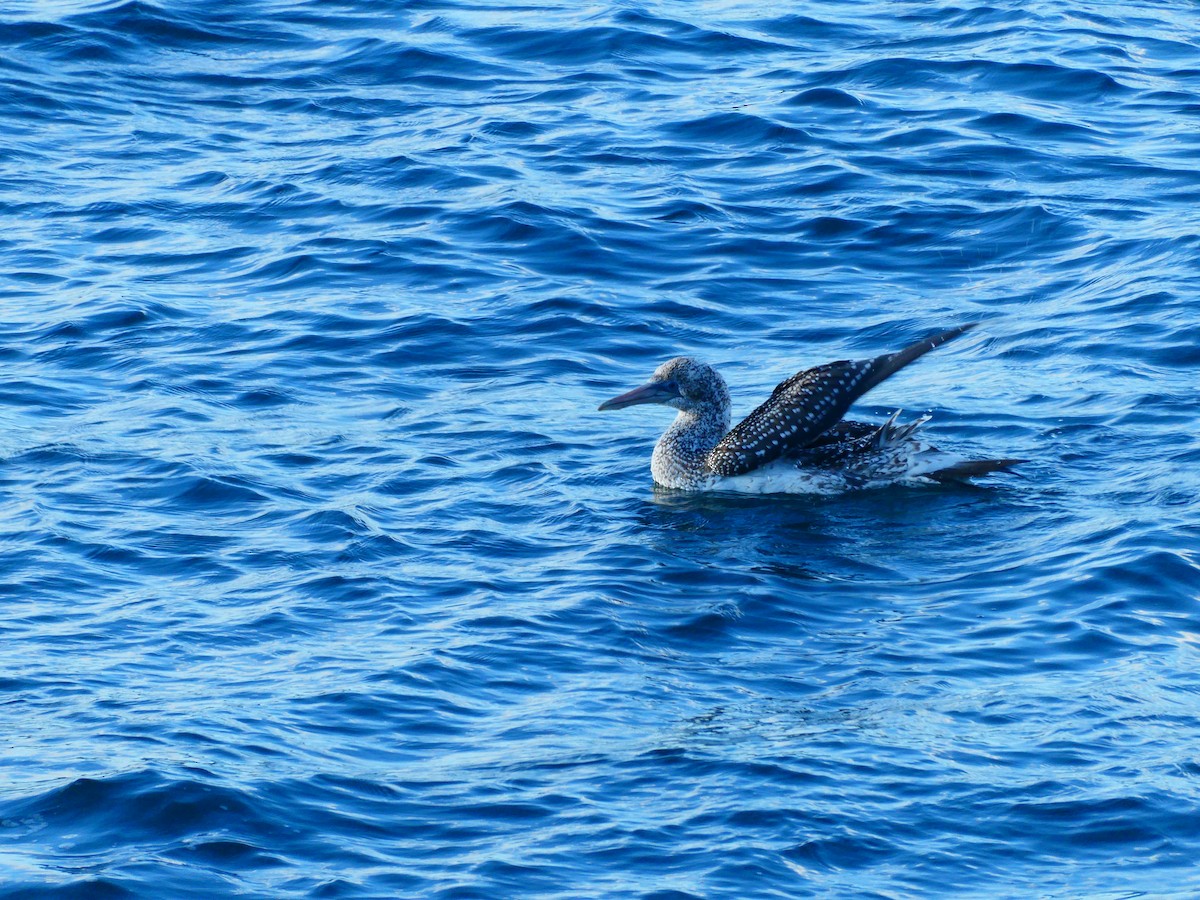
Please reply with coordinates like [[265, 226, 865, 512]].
[[688, 442, 967, 495]]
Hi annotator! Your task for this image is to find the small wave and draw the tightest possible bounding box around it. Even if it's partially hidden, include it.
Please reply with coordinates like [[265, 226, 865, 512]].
[[3, 2, 1199, 896]]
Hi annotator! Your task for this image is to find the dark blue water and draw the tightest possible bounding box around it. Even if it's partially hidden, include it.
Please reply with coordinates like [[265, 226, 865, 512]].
[[3, 1, 1200, 896]]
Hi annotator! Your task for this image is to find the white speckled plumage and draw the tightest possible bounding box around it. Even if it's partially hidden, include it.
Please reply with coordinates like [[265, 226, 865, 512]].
[[598, 325, 1023, 493]]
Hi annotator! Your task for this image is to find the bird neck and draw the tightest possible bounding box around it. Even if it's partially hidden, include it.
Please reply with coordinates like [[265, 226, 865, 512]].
[[651, 405, 731, 489]]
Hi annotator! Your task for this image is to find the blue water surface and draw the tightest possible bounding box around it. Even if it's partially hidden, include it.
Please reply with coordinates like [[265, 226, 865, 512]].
[[2, 1, 1200, 897]]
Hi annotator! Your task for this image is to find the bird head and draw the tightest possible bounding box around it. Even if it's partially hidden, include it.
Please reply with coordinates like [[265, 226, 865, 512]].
[[598, 357, 729, 415]]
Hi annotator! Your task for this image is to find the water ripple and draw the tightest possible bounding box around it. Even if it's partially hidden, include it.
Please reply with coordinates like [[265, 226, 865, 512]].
[[3, 0, 1200, 897]]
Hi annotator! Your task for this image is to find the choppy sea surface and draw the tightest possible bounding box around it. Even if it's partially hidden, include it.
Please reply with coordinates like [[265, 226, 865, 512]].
[[3, 1, 1200, 897]]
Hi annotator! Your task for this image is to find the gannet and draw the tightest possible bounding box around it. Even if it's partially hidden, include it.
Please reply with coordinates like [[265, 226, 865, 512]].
[[598, 324, 1022, 493]]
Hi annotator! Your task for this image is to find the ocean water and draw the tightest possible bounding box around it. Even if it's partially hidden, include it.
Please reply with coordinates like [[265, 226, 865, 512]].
[[2, 0, 1199, 897]]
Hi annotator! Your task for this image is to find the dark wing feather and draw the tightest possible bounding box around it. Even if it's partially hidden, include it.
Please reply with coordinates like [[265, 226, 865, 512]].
[[705, 324, 976, 477]]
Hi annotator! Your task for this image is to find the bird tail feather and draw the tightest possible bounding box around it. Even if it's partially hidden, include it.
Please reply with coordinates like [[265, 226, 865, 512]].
[[925, 458, 1027, 482]]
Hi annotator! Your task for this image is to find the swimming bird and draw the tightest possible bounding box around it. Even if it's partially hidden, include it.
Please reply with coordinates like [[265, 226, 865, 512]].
[[598, 324, 1022, 493]]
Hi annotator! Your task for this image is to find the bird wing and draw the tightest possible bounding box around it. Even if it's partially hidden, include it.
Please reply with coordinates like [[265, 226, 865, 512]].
[[705, 324, 976, 477]]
